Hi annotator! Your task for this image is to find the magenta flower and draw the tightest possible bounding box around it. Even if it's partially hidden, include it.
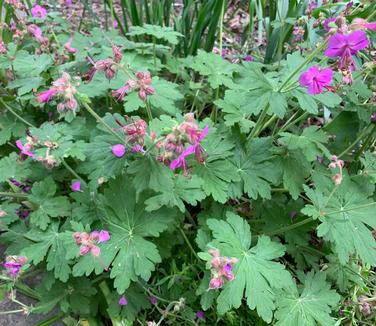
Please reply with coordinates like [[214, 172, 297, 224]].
[[149, 296, 157, 305], [243, 55, 253, 62], [16, 140, 34, 157], [131, 144, 145, 154], [112, 83, 132, 101], [170, 126, 209, 172], [324, 31, 369, 70], [98, 230, 111, 243], [71, 180, 82, 192], [118, 296, 128, 306], [36, 88, 57, 103], [299, 66, 333, 95], [31, 5, 47, 18], [323, 17, 336, 32], [169, 145, 195, 171], [111, 144, 126, 157], [196, 311, 205, 320], [3, 256, 27, 278]]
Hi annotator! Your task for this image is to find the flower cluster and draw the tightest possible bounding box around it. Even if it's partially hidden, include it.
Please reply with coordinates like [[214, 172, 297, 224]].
[[73, 230, 111, 256], [27, 24, 48, 45], [329, 155, 344, 185], [15, 136, 62, 168], [156, 114, 208, 174], [2, 255, 27, 278], [110, 118, 148, 158], [207, 248, 238, 290], [87, 45, 122, 81], [36, 72, 78, 112], [113, 71, 154, 101]]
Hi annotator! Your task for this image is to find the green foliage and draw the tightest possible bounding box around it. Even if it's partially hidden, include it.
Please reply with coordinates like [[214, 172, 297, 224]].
[[28, 177, 71, 230], [22, 223, 74, 282], [302, 178, 376, 266], [204, 213, 293, 322], [232, 137, 280, 200], [1, 3, 375, 324], [275, 272, 340, 326], [190, 50, 238, 89], [97, 176, 179, 293], [127, 24, 183, 44], [0, 153, 31, 183]]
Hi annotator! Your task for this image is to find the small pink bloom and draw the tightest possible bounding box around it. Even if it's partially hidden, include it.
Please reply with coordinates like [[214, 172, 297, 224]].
[[351, 18, 376, 31], [79, 245, 90, 256], [112, 44, 122, 63], [149, 296, 157, 305], [118, 296, 128, 305], [90, 231, 100, 241], [65, 0, 72, 6], [16, 140, 34, 157], [0, 40, 7, 54], [112, 84, 131, 101], [31, 5, 47, 18], [209, 277, 224, 289], [98, 230, 110, 243], [131, 144, 145, 154], [111, 144, 126, 157], [243, 55, 252, 62], [196, 311, 205, 320], [64, 37, 78, 54], [71, 180, 82, 192], [323, 17, 336, 32], [299, 66, 333, 95], [36, 88, 57, 103], [91, 246, 101, 257]]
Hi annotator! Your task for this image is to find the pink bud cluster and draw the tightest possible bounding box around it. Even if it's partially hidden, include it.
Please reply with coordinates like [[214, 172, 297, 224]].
[[112, 71, 154, 102], [207, 248, 238, 290], [27, 24, 48, 45], [0, 39, 7, 54], [36, 72, 78, 112], [110, 118, 148, 158], [2, 255, 27, 278], [73, 230, 110, 257], [157, 113, 208, 174], [15, 136, 62, 168], [329, 155, 344, 185], [87, 45, 123, 81]]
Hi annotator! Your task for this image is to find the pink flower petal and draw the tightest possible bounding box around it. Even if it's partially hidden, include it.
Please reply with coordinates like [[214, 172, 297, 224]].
[[71, 180, 82, 192], [111, 144, 126, 157], [98, 230, 110, 243]]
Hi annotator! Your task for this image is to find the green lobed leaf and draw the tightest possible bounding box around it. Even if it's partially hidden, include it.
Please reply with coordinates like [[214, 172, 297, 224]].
[[302, 178, 376, 266], [275, 271, 340, 326], [205, 212, 293, 322], [28, 177, 71, 230]]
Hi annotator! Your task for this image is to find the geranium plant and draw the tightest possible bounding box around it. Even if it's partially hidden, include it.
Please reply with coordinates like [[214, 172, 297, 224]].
[[0, 1, 375, 325]]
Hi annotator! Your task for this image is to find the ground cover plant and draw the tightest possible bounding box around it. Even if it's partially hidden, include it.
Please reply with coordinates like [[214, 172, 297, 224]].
[[0, 0, 375, 325]]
